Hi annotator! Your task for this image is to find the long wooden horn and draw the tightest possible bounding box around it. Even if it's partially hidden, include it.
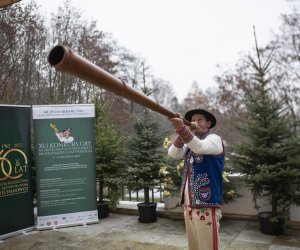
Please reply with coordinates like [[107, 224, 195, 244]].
[[48, 45, 191, 126]]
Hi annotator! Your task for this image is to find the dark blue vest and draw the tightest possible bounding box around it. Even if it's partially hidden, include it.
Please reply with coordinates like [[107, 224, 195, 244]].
[[181, 137, 224, 208]]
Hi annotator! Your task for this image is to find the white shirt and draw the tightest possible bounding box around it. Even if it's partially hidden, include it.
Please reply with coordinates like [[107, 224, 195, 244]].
[[168, 133, 223, 158]]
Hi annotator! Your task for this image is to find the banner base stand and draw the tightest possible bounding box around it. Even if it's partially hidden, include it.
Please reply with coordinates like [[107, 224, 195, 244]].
[[0, 226, 35, 240], [36, 219, 99, 231]]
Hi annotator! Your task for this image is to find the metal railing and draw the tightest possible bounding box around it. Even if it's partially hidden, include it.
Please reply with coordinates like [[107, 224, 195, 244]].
[[119, 181, 164, 203]]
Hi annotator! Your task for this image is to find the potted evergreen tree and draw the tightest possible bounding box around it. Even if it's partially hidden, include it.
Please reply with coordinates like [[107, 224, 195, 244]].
[[230, 35, 300, 235], [95, 99, 125, 219], [122, 85, 165, 223]]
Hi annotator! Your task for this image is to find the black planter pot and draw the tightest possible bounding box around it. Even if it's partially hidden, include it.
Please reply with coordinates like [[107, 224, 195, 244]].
[[258, 212, 284, 235], [97, 202, 110, 219], [137, 202, 157, 223]]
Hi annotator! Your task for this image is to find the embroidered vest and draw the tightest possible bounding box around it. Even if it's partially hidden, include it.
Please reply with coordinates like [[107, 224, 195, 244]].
[[180, 135, 224, 208]]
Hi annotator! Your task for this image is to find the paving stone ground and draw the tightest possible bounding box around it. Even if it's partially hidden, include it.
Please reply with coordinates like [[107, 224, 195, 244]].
[[1, 213, 300, 250]]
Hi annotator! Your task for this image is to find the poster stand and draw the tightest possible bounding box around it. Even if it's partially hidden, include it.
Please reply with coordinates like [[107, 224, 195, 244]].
[[32, 104, 98, 230], [0, 105, 35, 240]]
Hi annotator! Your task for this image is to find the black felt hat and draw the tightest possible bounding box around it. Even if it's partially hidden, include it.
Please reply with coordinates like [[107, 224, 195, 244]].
[[184, 109, 216, 128], [63, 128, 72, 133]]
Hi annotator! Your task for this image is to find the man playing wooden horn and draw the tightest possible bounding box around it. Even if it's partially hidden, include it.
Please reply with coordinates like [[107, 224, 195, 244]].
[[168, 109, 224, 250], [50, 123, 74, 144]]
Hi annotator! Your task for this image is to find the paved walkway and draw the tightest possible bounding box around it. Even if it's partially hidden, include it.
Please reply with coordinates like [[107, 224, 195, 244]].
[[0, 213, 299, 250]]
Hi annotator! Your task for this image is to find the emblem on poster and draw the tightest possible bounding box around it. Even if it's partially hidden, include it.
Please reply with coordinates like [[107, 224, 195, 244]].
[[0, 149, 28, 181]]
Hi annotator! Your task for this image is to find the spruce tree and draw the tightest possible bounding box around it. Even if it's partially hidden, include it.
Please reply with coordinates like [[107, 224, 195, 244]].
[[95, 99, 125, 209], [231, 34, 300, 218], [124, 85, 165, 205]]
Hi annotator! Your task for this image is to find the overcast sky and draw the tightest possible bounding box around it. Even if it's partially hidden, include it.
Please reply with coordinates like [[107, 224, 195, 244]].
[[34, 0, 294, 101]]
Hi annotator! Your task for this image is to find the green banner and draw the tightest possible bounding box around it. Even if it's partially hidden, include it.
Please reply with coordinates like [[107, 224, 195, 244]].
[[32, 104, 98, 229], [0, 105, 34, 239]]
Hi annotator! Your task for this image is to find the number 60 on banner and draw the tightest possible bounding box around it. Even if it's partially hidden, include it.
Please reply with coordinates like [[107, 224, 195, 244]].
[[0, 149, 28, 181]]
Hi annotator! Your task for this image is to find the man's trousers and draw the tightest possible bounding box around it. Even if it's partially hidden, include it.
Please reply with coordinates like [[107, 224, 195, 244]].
[[184, 206, 222, 250]]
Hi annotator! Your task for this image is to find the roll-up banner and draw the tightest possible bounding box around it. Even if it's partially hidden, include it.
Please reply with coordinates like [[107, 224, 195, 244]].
[[32, 104, 98, 230], [0, 105, 35, 240]]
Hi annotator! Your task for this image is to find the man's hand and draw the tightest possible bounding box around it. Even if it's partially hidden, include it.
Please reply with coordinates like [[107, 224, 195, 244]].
[[168, 113, 185, 130]]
